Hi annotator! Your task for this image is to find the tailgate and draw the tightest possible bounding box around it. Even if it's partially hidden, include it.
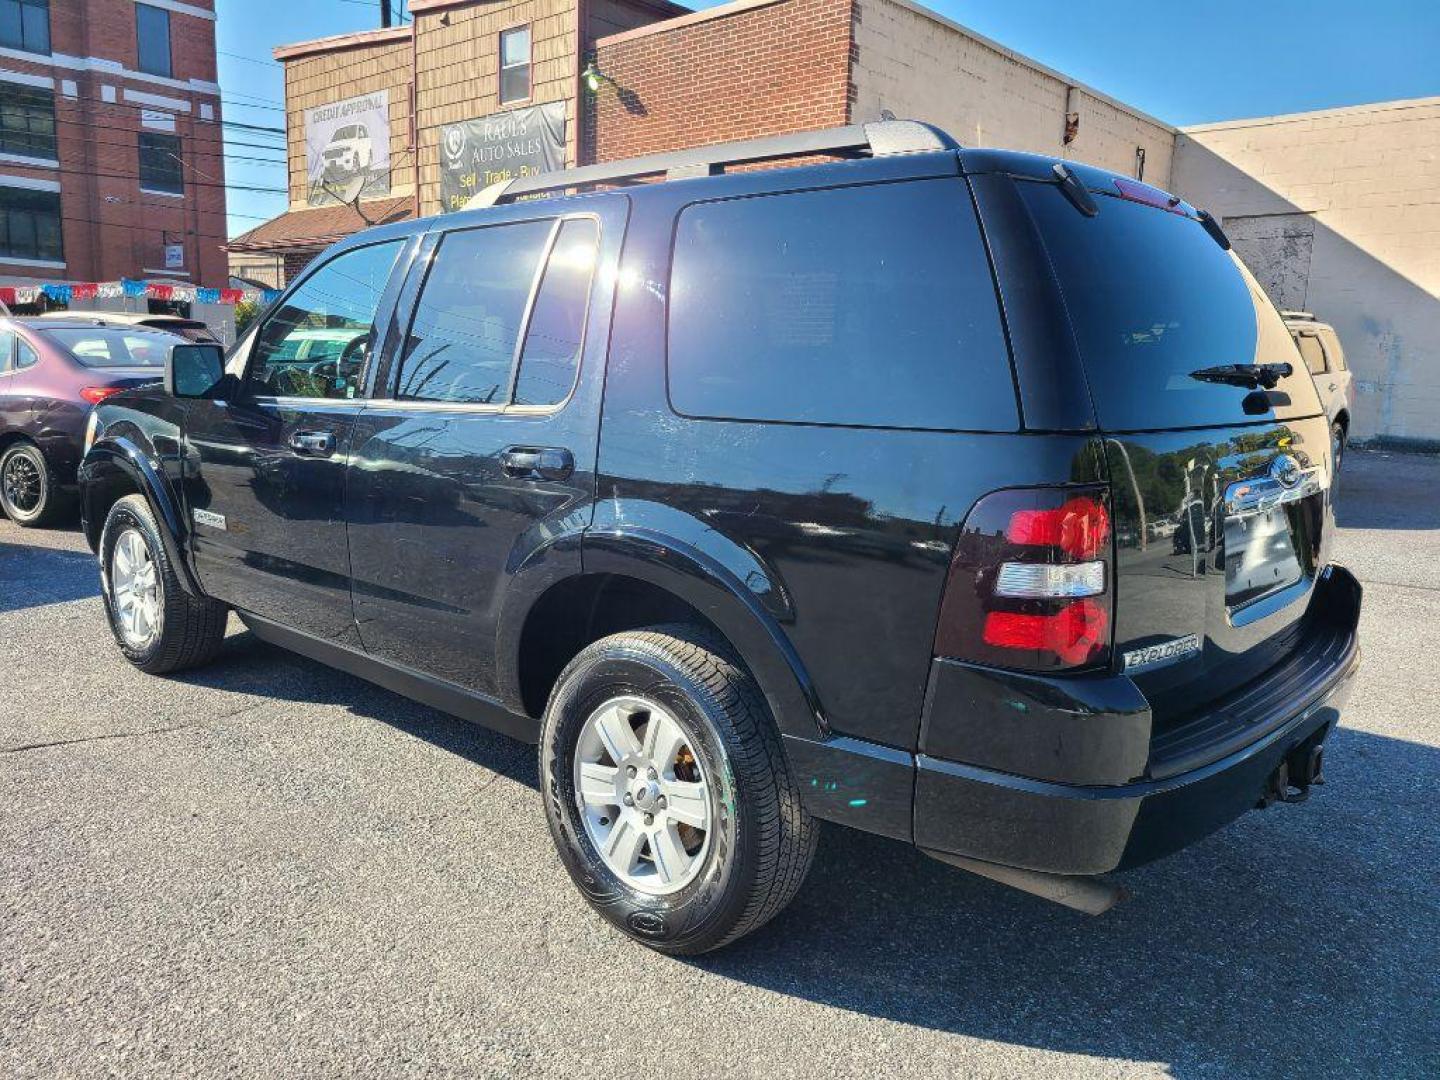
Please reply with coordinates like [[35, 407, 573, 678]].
[[1012, 167, 1336, 723], [1104, 418, 1334, 723]]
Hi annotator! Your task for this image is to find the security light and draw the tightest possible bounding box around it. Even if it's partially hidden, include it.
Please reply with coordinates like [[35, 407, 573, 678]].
[[582, 61, 616, 94]]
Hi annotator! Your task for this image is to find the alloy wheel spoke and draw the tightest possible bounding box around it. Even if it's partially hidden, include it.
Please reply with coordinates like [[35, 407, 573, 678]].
[[605, 818, 645, 873], [649, 822, 690, 886], [593, 702, 642, 763], [642, 710, 687, 774], [578, 762, 619, 806], [661, 779, 708, 829]]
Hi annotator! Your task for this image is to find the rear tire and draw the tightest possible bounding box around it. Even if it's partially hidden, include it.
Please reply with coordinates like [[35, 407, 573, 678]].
[[0, 441, 66, 527], [100, 494, 229, 674], [540, 624, 817, 954]]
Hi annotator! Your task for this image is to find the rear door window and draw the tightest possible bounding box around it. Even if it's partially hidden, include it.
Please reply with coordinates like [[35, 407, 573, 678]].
[[396, 216, 599, 408], [1296, 332, 1327, 375], [667, 179, 1017, 431], [1018, 181, 1323, 430], [1318, 328, 1347, 371]]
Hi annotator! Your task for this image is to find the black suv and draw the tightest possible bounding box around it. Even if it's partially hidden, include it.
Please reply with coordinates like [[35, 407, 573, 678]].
[[79, 121, 1361, 953]]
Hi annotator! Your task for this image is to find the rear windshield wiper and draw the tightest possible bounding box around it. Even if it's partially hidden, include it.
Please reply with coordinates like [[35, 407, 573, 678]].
[[1189, 362, 1292, 390]]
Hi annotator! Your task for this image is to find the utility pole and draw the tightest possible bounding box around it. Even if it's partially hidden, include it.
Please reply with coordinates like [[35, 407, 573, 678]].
[[380, 0, 392, 27]]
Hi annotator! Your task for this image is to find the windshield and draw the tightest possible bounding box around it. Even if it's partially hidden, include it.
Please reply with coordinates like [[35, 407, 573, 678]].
[[42, 327, 178, 368], [1018, 180, 1324, 431]]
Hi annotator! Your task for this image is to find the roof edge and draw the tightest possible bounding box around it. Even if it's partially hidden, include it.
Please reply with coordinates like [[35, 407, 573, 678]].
[[1181, 95, 1440, 134], [596, 0, 784, 49], [274, 25, 413, 62]]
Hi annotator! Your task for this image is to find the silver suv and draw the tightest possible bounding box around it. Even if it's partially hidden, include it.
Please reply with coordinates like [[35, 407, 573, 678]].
[[1284, 312, 1353, 472]]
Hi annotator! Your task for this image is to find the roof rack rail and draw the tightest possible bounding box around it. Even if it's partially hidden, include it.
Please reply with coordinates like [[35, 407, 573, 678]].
[[466, 120, 959, 210], [1280, 310, 1317, 320]]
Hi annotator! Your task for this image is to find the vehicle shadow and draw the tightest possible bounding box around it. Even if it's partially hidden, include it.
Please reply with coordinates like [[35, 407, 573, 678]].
[[0, 538, 102, 613], [179, 630, 1438, 1077]]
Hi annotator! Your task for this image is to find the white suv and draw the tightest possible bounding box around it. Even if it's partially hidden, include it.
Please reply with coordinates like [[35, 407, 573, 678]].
[[1285, 311, 1353, 472]]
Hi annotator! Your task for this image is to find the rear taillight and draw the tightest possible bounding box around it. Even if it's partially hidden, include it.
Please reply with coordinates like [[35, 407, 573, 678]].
[[80, 386, 124, 405], [935, 487, 1114, 672]]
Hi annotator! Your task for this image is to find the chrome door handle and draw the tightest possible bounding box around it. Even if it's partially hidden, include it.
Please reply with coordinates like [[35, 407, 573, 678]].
[[288, 430, 336, 455], [501, 446, 574, 481]]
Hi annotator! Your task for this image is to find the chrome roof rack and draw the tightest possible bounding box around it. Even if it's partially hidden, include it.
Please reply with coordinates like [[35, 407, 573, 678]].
[[1280, 310, 1317, 321], [465, 120, 959, 210]]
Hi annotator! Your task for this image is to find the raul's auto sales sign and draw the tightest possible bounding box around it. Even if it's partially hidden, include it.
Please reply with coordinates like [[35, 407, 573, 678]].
[[439, 102, 567, 212]]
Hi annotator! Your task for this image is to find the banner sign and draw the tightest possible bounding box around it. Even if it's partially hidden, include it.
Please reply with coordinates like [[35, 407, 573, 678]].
[[438, 101, 567, 213], [306, 90, 391, 207]]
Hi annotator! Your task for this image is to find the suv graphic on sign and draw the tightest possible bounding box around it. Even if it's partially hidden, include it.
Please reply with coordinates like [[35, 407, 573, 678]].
[[321, 124, 373, 177]]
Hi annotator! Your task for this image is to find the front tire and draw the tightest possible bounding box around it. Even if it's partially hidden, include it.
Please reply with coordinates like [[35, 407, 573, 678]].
[[100, 494, 229, 674], [540, 625, 817, 954], [0, 441, 65, 527]]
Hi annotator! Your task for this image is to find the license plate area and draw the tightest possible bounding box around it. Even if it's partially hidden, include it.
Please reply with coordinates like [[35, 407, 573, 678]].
[[1221, 461, 1326, 618], [1225, 505, 1303, 609]]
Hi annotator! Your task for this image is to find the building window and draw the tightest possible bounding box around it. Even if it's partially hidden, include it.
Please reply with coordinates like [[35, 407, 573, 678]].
[[498, 26, 530, 104], [0, 185, 62, 263], [136, 3, 172, 78], [0, 82, 55, 160], [0, 0, 50, 56], [139, 132, 183, 194]]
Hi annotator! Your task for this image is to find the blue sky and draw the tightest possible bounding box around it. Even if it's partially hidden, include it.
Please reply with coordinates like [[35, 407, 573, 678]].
[[216, 0, 1439, 238]]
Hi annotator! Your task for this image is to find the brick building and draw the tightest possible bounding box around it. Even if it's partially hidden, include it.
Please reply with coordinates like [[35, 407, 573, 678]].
[[0, 0, 226, 293], [228, 0, 1173, 274]]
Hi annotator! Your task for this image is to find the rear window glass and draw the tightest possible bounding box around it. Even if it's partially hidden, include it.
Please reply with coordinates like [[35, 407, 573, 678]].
[[667, 180, 1017, 431], [41, 328, 176, 367], [1018, 182, 1323, 430]]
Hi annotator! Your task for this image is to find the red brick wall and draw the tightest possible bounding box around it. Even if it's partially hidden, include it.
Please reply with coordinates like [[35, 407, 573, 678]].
[[0, 1, 226, 287], [588, 0, 855, 163]]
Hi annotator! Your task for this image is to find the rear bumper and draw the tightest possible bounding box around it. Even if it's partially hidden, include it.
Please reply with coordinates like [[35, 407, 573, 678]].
[[788, 564, 1362, 877]]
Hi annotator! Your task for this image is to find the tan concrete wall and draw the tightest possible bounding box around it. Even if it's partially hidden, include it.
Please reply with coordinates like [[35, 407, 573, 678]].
[[282, 37, 414, 210], [1174, 98, 1440, 444], [414, 0, 579, 215], [850, 0, 1174, 187]]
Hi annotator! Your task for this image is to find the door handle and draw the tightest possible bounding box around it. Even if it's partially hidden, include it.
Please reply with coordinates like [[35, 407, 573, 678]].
[[1327, 383, 1337, 392], [501, 446, 574, 481], [288, 430, 337, 456]]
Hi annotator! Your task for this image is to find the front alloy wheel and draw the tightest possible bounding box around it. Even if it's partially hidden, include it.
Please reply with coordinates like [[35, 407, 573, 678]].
[[109, 527, 162, 650]]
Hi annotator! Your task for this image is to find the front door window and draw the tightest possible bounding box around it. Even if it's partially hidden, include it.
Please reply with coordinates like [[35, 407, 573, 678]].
[[248, 240, 403, 399]]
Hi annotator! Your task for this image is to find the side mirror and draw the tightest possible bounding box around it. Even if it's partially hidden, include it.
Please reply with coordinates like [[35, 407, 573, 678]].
[[165, 343, 226, 399]]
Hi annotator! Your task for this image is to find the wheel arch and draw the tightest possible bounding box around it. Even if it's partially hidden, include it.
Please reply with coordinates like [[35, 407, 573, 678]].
[[501, 531, 826, 743], [79, 436, 201, 595]]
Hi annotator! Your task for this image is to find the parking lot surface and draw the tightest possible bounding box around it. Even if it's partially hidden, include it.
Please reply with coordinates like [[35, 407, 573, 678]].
[[2, 449, 1437, 1079]]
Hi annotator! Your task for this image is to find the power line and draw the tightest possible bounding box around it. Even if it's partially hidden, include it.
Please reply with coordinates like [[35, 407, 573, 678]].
[[218, 49, 282, 70]]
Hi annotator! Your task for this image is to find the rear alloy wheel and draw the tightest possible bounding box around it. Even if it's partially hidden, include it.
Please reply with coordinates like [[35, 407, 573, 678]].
[[574, 695, 714, 895], [541, 625, 818, 955], [100, 494, 229, 674], [1331, 421, 1346, 476], [0, 442, 61, 526]]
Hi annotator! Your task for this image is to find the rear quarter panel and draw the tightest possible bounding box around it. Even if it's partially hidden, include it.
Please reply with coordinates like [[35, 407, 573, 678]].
[[595, 168, 1102, 750]]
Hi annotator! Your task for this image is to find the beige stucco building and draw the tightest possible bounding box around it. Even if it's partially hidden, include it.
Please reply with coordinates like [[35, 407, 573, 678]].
[[1174, 98, 1440, 447]]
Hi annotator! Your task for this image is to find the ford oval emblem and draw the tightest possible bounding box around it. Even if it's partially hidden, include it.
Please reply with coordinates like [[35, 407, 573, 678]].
[[1269, 454, 1301, 488]]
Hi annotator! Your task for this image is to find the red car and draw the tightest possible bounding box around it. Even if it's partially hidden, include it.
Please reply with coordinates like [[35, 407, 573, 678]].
[[0, 318, 178, 526]]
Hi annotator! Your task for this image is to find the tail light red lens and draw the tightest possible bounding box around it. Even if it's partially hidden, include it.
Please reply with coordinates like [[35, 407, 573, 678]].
[[80, 386, 125, 405], [934, 485, 1114, 673], [1005, 496, 1110, 560], [983, 599, 1109, 667]]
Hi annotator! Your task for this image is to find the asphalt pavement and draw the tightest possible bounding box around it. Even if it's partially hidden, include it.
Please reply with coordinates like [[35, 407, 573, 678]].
[[2, 448, 1437, 1079]]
